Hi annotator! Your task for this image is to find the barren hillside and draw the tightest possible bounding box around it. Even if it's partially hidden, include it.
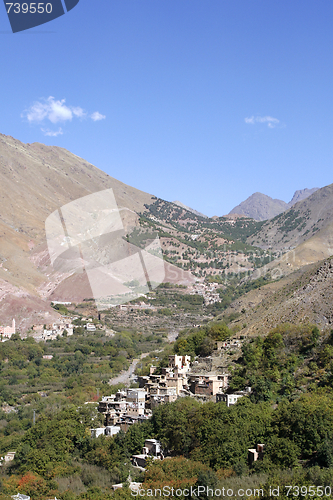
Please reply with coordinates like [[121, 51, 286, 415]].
[[0, 134, 193, 331], [224, 257, 333, 336]]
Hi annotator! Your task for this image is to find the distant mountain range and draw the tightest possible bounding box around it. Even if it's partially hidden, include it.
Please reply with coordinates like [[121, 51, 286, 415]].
[[229, 188, 319, 221], [0, 132, 332, 334], [249, 183, 333, 252]]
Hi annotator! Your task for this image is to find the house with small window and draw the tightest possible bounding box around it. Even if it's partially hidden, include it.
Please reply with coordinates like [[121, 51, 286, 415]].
[[132, 439, 163, 468], [0, 319, 16, 341]]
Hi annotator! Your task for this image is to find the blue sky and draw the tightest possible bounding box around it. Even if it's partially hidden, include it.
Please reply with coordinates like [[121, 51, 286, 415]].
[[0, 0, 332, 216]]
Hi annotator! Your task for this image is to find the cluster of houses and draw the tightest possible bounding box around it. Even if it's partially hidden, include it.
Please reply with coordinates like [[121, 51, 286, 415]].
[[188, 282, 221, 305], [92, 388, 152, 438], [32, 318, 74, 340], [31, 316, 103, 340], [137, 354, 232, 403], [0, 316, 101, 342], [93, 355, 251, 441]]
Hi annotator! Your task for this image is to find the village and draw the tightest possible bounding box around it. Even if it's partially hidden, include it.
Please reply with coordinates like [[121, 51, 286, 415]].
[[88, 351, 257, 491], [0, 302, 257, 494], [91, 350, 251, 444], [0, 315, 103, 342], [0, 316, 249, 419], [0, 324, 259, 494], [187, 281, 221, 306], [0, 317, 75, 342], [0, 280, 222, 343]]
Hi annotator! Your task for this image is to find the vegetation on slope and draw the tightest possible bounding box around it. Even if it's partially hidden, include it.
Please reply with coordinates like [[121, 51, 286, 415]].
[[3, 386, 333, 499]]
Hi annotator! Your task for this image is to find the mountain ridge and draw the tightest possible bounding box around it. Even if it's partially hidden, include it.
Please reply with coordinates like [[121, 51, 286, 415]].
[[0, 132, 332, 334], [172, 200, 208, 218], [229, 187, 319, 221], [249, 183, 333, 252], [0, 134, 196, 331]]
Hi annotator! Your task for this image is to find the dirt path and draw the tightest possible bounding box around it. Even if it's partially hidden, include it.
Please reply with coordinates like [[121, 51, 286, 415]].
[[108, 352, 150, 386]]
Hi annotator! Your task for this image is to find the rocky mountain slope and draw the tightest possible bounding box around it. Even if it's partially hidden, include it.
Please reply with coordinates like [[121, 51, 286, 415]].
[[249, 183, 333, 252], [0, 132, 270, 334], [229, 188, 319, 221], [224, 257, 333, 336], [0, 134, 154, 241], [0, 134, 195, 331], [289, 187, 319, 206], [0, 133, 331, 334], [229, 192, 289, 221], [257, 220, 333, 280]]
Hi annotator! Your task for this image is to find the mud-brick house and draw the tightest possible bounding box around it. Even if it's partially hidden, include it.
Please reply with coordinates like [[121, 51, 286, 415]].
[[132, 439, 163, 468], [188, 374, 228, 396]]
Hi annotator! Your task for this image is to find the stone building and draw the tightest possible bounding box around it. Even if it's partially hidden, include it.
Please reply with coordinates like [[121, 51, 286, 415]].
[[0, 319, 15, 340]]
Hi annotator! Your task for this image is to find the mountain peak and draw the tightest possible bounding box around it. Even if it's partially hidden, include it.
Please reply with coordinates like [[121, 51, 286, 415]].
[[288, 188, 319, 207], [229, 188, 320, 221], [229, 192, 288, 221]]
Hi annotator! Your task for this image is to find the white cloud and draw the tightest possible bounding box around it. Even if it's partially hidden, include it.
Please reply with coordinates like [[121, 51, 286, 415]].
[[256, 116, 279, 125], [72, 106, 87, 118], [48, 98, 72, 123], [25, 101, 49, 123], [24, 97, 73, 124], [244, 115, 280, 128], [41, 127, 63, 137], [22, 97, 105, 135], [91, 111, 106, 121]]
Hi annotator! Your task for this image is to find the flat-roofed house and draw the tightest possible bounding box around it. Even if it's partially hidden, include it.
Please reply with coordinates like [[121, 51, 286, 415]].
[[0, 319, 15, 341]]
